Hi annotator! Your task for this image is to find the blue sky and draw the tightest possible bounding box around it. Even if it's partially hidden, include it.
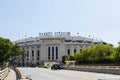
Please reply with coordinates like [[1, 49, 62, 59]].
[[0, 0, 120, 47]]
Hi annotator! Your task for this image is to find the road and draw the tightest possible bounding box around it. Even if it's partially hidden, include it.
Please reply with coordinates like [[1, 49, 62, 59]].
[[5, 69, 16, 80], [18, 67, 120, 80]]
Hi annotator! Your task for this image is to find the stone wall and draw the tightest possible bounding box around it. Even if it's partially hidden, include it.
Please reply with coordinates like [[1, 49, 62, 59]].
[[64, 66, 120, 75]]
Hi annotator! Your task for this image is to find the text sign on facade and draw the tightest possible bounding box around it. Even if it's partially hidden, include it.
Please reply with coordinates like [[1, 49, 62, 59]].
[[39, 32, 71, 36]]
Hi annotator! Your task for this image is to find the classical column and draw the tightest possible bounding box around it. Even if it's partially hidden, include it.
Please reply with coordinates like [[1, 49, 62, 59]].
[[34, 46, 37, 64], [54, 46, 56, 60], [40, 41, 47, 61], [46, 46, 48, 61], [29, 46, 32, 64], [59, 40, 65, 61], [71, 45, 74, 55], [77, 45, 80, 52], [50, 46, 52, 60]]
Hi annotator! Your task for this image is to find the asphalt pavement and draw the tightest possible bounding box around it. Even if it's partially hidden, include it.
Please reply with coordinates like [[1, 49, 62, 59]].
[[18, 67, 120, 80], [5, 69, 16, 80]]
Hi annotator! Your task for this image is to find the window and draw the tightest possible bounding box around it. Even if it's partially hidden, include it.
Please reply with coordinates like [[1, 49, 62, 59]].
[[37, 50, 39, 57], [52, 47, 54, 60], [56, 47, 58, 59], [37, 50, 40, 60], [80, 49, 82, 52], [68, 49, 70, 55], [37, 40, 39, 42], [48, 47, 50, 60], [37, 58, 39, 60], [32, 50, 34, 57], [74, 49, 76, 53]]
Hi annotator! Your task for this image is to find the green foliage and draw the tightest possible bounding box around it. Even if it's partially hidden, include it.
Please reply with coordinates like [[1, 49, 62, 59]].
[[69, 55, 75, 60], [62, 55, 66, 64], [0, 37, 24, 64], [62, 55, 75, 64], [110, 46, 120, 63], [73, 44, 115, 64]]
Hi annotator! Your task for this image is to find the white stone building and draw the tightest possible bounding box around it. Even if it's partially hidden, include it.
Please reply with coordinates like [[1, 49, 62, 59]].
[[16, 32, 106, 66]]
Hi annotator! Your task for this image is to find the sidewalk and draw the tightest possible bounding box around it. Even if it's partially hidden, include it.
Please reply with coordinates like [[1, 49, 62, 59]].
[[5, 69, 16, 80]]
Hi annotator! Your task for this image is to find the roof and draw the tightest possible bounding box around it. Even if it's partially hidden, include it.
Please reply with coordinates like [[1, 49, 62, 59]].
[[15, 35, 106, 46]]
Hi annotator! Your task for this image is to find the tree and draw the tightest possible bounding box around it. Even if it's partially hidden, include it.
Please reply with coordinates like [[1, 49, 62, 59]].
[[10, 44, 25, 63], [73, 44, 114, 64], [110, 46, 120, 63], [109, 42, 120, 64], [62, 55, 75, 64], [0, 37, 24, 65], [62, 55, 67, 64]]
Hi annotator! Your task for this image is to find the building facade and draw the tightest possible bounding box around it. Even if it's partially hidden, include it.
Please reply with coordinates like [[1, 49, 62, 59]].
[[16, 32, 106, 66]]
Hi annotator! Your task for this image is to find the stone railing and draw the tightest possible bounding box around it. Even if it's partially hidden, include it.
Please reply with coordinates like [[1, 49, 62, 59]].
[[75, 65, 120, 69], [0, 68, 10, 80], [64, 66, 120, 75]]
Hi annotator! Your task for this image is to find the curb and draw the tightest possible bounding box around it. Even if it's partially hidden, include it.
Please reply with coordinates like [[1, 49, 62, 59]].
[[14, 68, 29, 80]]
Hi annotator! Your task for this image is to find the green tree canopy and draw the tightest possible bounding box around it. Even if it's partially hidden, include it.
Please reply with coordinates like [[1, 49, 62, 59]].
[[110, 45, 120, 63], [0, 37, 24, 64], [73, 44, 114, 64]]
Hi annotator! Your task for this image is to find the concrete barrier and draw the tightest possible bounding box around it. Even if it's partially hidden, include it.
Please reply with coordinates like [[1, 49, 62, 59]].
[[0, 68, 10, 80], [64, 66, 120, 75], [14, 68, 29, 80]]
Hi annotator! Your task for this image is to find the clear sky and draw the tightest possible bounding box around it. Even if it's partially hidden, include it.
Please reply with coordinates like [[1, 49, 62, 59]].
[[0, 0, 120, 47]]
